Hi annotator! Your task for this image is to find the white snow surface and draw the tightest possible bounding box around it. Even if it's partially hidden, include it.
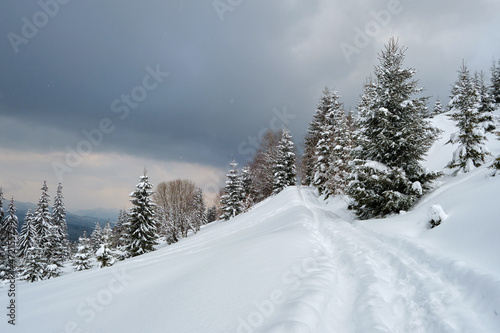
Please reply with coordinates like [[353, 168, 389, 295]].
[[2, 111, 500, 332]]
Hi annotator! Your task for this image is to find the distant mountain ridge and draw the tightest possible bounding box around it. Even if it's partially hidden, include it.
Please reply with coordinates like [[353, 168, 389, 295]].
[[3, 200, 118, 242]]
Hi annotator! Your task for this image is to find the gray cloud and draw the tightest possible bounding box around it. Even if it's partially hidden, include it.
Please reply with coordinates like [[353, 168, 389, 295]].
[[1, 0, 499, 209]]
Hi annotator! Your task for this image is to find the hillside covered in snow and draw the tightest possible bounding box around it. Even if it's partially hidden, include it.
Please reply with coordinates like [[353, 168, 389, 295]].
[[1, 112, 500, 332]]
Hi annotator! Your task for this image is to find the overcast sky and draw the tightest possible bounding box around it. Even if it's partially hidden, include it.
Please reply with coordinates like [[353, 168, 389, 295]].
[[0, 0, 499, 211]]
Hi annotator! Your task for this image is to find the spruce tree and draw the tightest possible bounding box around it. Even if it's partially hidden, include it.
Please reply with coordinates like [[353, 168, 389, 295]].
[[431, 98, 444, 117], [0, 198, 18, 280], [73, 231, 93, 271], [348, 38, 440, 219], [313, 89, 343, 195], [302, 88, 334, 185], [446, 62, 491, 173], [475, 71, 497, 132], [325, 106, 354, 198], [220, 160, 244, 220], [19, 245, 44, 282], [33, 181, 52, 247], [90, 222, 103, 252], [52, 183, 70, 259], [112, 208, 128, 248], [490, 59, 500, 105], [18, 209, 37, 260], [273, 128, 296, 194], [124, 169, 159, 257], [96, 223, 115, 268]]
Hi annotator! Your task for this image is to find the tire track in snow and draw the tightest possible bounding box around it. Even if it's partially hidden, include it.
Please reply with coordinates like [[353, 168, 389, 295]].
[[259, 187, 493, 332]]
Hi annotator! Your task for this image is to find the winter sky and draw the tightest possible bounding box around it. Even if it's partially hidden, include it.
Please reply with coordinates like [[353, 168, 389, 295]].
[[0, 0, 499, 211]]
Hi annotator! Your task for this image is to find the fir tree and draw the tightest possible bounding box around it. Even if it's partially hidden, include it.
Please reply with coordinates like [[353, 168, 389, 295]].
[[73, 231, 93, 271], [206, 206, 217, 223], [313, 89, 343, 195], [273, 128, 296, 194], [446, 62, 491, 173], [18, 209, 38, 260], [112, 208, 128, 248], [348, 38, 440, 219], [302, 88, 334, 186], [0, 197, 18, 280], [325, 107, 355, 198], [190, 188, 206, 232], [52, 183, 70, 259], [124, 169, 159, 257], [490, 59, 500, 105], [33, 181, 52, 247], [220, 160, 244, 220], [90, 222, 103, 252], [475, 71, 497, 132], [431, 98, 444, 117], [96, 223, 115, 268], [42, 226, 65, 279], [19, 245, 44, 282]]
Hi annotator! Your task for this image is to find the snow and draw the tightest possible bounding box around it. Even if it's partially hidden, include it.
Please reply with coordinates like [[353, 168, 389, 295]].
[[1, 111, 500, 332]]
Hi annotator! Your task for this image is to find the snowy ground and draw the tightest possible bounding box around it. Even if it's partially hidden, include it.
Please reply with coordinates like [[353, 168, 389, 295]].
[[1, 112, 500, 332]]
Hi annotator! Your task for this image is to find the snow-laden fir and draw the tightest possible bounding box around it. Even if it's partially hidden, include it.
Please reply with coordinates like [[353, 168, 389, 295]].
[[1, 111, 500, 332]]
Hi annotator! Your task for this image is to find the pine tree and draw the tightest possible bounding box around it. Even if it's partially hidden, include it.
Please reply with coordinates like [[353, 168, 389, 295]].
[[475, 71, 497, 132], [431, 98, 444, 117], [112, 208, 128, 248], [190, 188, 206, 232], [52, 183, 70, 260], [42, 226, 65, 279], [220, 160, 244, 220], [302, 88, 334, 186], [73, 231, 93, 271], [325, 107, 355, 198], [90, 222, 103, 252], [206, 206, 217, 223], [273, 128, 297, 194], [0, 198, 18, 280], [19, 245, 44, 282], [313, 89, 343, 195], [490, 59, 500, 105], [33, 181, 52, 247], [96, 223, 115, 268], [446, 62, 491, 173], [348, 38, 440, 219], [18, 209, 38, 260], [124, 169, 159, 257]]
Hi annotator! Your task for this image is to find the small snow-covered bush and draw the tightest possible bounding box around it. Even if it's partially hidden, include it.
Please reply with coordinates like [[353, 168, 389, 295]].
[[428, 204, 448, 228]]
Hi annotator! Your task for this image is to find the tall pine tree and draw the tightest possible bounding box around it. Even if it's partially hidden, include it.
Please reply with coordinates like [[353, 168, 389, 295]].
[[220, 160, 244, 220], [446, 62, 491, 173], [124, 169, 159, 257], [0, 197, 18, 280], [73, 231, 93, 271], [302, 88, 334, 186], [348, 38, 440, 219], [272, 128, 297, 194], [52, 183, 70, 260]]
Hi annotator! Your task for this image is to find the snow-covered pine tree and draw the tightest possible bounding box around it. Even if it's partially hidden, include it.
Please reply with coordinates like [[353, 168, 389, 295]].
[[431, 98, 444, 117], [96, 223, 115, 268], [446, 62, 491, 173], [0, 189, 4, 231], [42, 225, 65, 279], [302, 88, 334, 186], [313, 89, 343, 196], [52, 183, 70, 260], [124, 169, 159, 257], [90, 222, 103, 252], [325, 106, 354, 198], [220, 160, 244, 220], [19, 245, 44, 282], [490, 59, 500, 105], [240, 166, 255, 211], [272, 128, 297, 194], [206, 206, 217, 223], [190, 188, 206, 232], [475, 71, 497, 132], [73, 231, 93, 271], [18, 209, 37, 260], [33, 181, 52, 247], [112, 208, 128, 248], [348, 38, 440, 219], [0, 197, 18, 280]]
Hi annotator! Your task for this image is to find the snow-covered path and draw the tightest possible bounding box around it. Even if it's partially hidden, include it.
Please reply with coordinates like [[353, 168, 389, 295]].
[[258, 187, 499, 333]]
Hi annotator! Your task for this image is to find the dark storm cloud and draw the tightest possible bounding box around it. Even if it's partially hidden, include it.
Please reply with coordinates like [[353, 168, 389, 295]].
[[1, 0, 499, 169]]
